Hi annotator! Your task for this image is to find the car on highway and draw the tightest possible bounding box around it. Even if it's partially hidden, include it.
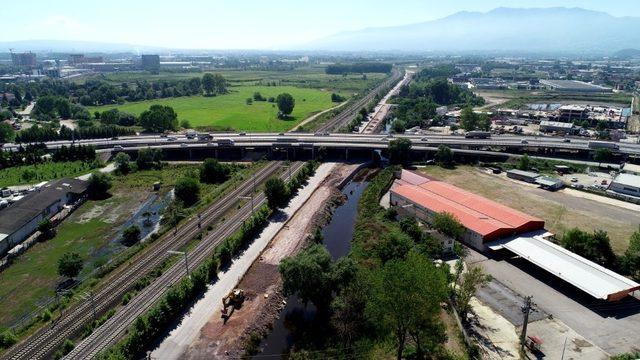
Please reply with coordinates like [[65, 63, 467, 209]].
[[421, 137, 429, 141], [167, 137, 177, 141], [521, 139, 529, 144], [239, 132, 246, 136], [113, 145, 124, 151], [207, 142, 215, 146], [180, 143, 188, 148], [570, 177, 578, 182], [563, 138, 571, 143], [278, 132, 285, 136]]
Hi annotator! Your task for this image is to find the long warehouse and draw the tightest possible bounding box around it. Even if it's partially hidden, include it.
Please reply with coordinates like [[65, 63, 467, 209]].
[[390, 170, 640, 301]]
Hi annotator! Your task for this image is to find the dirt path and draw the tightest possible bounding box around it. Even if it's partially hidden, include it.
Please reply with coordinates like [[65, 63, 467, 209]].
[[183, 163, 360, 359], [291, 102, 348, 131]]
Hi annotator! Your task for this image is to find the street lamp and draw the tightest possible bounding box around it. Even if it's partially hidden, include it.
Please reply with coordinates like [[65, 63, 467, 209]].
[[168, 250, 190, 276]]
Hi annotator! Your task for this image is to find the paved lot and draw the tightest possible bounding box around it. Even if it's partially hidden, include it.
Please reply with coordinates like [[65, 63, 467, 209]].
[[467, 248, 640, 355]]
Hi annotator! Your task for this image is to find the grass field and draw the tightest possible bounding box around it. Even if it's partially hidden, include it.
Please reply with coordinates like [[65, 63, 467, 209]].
[[0, 164, 249, 328], [475, 89, 633, 109], [0, 161, 100, 188], [89, 85, 341, 132], [82, 66, 387, 93], [420, 165, 637, 253]]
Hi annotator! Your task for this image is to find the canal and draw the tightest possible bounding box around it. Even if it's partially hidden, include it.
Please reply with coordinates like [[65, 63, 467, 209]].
[[254, 179, 369, 357]]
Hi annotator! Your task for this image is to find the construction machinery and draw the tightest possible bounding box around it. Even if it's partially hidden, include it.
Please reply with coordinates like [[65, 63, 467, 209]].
[[221, 288, 245, 319]]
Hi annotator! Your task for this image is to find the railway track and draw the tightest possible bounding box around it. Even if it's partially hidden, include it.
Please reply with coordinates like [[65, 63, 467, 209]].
[[1, 161, 283, 360], [316, 68, 403, 132], [67, 161, 304, 359], [1, 69, 399, 360]]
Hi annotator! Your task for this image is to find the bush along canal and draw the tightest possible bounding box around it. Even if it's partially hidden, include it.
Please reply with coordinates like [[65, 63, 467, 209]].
[[255, 179, 370, 358]]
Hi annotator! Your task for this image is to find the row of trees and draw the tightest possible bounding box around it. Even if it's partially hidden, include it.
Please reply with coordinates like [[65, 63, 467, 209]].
[[326, 63, 393, 75], [561, 227, 640, 281], [0, 143, 96, 169], [15, 123, 135, 143]]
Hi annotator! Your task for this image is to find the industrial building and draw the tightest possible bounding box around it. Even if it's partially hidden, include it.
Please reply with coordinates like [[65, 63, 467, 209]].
[[11, 52, 36, 68], [534, 176, 564, 191], [390, 170, 545, 250], [389, 170, 639, 301], [540, 79, 612, 93], [0, 178, 88, 257], [506, 169, 540, 183], [608, 173, 640, 198], [539, 120, 578, 135]]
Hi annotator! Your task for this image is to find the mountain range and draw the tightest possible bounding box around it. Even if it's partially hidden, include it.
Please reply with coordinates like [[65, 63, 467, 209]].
[[303, 7, 640, 54]]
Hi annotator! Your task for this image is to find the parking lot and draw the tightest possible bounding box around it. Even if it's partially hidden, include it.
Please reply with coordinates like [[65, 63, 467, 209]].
[[560, 170, 615, 191]]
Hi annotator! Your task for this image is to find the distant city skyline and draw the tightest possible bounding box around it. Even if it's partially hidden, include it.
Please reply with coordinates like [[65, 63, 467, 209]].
[[1, 0, 639, 50]]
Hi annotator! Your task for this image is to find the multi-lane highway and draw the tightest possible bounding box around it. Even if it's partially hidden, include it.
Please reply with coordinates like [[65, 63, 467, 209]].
[[5, 132, 640, 156]]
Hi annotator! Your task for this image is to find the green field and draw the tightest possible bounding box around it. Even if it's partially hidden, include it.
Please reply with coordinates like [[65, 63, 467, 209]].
[[83, 66, 387, 93], [89, 86, 341, 132], [0, 161, 100, 188], [0, 164, 250, 328]]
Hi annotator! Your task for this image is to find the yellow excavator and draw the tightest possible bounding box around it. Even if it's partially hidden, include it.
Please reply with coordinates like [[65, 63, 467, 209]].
[[221, 288, 245, 321]]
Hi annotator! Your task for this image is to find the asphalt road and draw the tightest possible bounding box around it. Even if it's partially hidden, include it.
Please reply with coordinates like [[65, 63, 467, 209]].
[[467, 248, 640, 355]]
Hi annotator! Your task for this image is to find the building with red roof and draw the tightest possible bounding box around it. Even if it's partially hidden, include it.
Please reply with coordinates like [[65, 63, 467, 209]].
[[390, 169, 545, 250]]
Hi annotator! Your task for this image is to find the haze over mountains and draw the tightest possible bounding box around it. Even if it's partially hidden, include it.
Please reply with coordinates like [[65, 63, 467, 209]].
[[2, 7, 640, 55], [304, 7, 640, 54]]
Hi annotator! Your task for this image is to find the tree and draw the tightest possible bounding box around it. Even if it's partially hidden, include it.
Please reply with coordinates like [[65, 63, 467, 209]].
[[202, 73, 215, 96], [432, 211, 465, 240], [594, 148, 612, 163], [174, 176, 200, 206], [459, 106, 478, 131], [276, 93, 295, 118], [180, 119, 191, 129], [114, 152, 131, 174], [561, 228, 617, 268], [622, 230, 640, 280], [139, 105, 178, 133], [391, 119, 406, 134], [213, 73, 228, 94], [37, 218, 56, 240], [455, 266, 491, 318], [264, 177, 289, 210], [366, 251, 448, 360], [199, 158, 230, 184], [517, 154, 531, 171], [388, 138, 412, 166], [136, 148, 163, 170], [0, 123, 15, 143], [121, 225, 141, 246], [87, 172, 112, 199], [58, 252, 83, 279], [435, 144, 454, 167], [279, 244, 334, 308], [477, 113, 491, 131]]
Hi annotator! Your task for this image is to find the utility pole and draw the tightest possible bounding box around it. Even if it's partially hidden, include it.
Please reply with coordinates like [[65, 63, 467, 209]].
[[168, 250, 190, 276], [520, 295, 534, 351]]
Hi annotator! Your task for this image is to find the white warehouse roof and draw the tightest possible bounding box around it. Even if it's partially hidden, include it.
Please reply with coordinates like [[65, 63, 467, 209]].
[[612, 173, 640, 189], [490, 231, 640, 301]]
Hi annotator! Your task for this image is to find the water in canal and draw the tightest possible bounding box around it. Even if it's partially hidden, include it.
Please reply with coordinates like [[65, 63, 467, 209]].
[[255, 179, 369, 357]]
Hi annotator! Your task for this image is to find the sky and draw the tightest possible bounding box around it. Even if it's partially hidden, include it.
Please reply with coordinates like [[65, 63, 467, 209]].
[[2, 0, 639, 50]]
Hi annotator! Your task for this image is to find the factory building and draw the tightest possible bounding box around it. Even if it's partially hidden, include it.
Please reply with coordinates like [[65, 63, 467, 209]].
[[539, 120, 579, 135], [506, 169, 540, 183], [141, 54, 161, 73], [0, 178, 88, 257], [389, 170, 639, 301], [608, 173, 640, 198], [540, 79, 612, 93]]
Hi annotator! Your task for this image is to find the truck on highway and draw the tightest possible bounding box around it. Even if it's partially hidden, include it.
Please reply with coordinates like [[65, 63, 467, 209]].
[[186, 129, 197, 139], [197, 133, 212, 141], [465, 131, 491, 139], [588, 141, 619, 150], [217, 138, 235, 146]]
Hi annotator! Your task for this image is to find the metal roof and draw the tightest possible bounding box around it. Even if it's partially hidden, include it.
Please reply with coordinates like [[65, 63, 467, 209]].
[[507, 169, 541, 179], [392, 170, 545, 240], [612, 173, 640, 189], [535, 177, 563, 187], [489, 231, 640, 301], [540, 120, 574, 129]]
